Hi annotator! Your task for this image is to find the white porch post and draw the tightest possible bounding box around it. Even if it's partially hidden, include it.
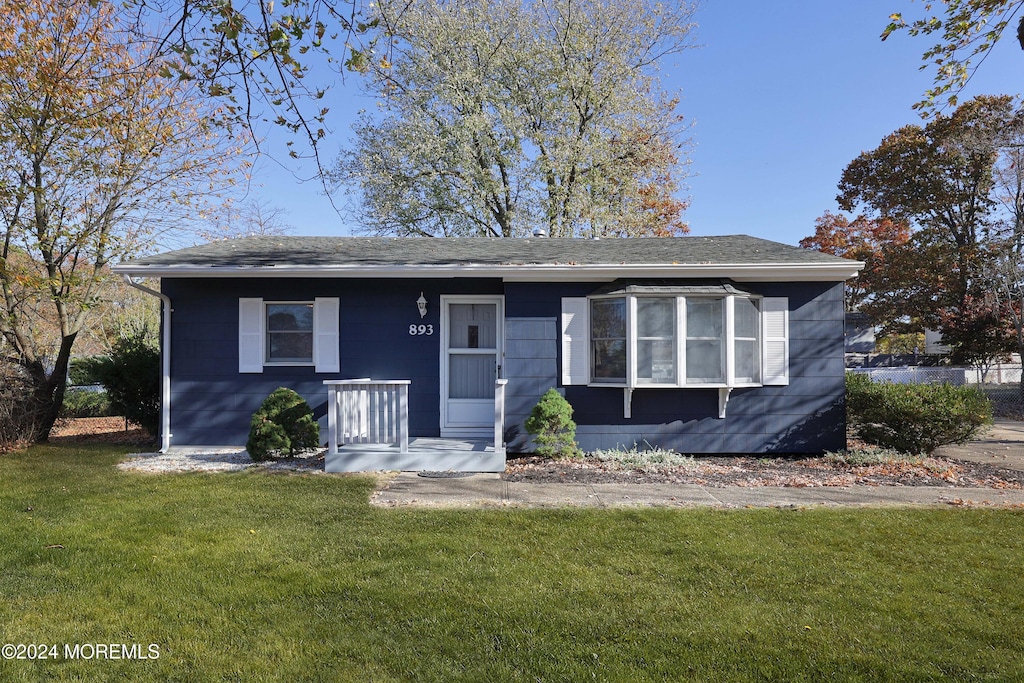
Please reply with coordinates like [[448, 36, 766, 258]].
[[398, 382, 409, 454], [494, 379, 508, 456], [327, 384, 339, 455]]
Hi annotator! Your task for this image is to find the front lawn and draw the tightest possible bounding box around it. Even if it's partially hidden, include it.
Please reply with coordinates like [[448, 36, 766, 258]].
[[2, 444, 1023, 681]]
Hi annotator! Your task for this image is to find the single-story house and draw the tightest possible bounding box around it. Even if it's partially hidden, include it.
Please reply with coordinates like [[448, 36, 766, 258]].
[[112, 235, 863, 472]]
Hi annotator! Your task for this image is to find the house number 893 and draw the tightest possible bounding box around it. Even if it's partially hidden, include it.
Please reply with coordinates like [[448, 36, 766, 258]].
[[409, 324, 434, 336]]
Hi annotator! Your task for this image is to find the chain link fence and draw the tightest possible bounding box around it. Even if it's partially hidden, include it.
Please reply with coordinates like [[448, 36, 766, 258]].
[[849, 363, 1024, 419]]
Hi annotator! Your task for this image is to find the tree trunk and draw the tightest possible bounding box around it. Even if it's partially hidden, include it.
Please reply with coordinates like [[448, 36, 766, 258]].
[[23, 332, 77, 443]]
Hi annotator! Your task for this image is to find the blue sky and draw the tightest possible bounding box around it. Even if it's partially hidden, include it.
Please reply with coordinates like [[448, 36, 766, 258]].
[[245, 1, 1022, 247]]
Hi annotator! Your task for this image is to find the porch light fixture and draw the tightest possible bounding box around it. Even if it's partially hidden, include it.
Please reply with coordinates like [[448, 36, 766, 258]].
[[417, 292, 428, 318]]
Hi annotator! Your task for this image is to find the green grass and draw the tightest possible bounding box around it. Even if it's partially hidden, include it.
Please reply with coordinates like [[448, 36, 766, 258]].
[[2, 445, 1023, 681]]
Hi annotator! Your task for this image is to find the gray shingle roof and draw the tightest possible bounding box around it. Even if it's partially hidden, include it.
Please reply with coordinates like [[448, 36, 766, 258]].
[[118, 235, 855, 269]]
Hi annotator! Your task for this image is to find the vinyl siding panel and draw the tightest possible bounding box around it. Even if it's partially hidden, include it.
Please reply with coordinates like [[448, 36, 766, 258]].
[[163, 278, 846, 454]]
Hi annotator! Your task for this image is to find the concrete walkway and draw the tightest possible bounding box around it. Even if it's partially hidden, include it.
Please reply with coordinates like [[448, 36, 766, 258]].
[[371, 419, 1024, 510], [933, 419, 1024, 471]]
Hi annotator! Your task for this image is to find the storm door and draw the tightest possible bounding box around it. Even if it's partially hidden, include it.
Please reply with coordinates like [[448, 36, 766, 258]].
[[441, 296, 504, 437]]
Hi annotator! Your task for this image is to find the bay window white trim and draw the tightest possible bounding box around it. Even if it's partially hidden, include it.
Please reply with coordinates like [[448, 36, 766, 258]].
[[561, 292, 790, 392]]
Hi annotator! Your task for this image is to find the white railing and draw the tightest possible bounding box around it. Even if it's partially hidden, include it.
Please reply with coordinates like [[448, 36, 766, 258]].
[[325, 379, 410, 454], [326, 378, 509, 458], [494, 379, 508, 457]]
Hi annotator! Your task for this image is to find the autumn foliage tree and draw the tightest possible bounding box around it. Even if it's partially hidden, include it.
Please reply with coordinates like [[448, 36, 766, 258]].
[[334, 0, 695, 238], [938, 295, 1017, 375], [0, 0, 243, 442], [800, 211, 910, 315], [835, 96, 1023, 334]]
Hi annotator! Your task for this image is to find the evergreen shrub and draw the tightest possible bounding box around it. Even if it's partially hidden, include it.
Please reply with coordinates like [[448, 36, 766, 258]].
[[524, 388, 581, 459], [91, 331, 160, 435], [246, 387, 320, 461]]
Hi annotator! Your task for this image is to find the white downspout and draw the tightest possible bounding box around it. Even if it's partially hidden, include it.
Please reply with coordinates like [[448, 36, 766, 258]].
[[121, 275, 172, 453]]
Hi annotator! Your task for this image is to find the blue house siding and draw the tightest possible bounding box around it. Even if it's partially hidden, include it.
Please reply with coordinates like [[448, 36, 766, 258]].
[[503, 317, 558, 451], [162, 277, 503, 445], [162, 277, 846, 454], [504, 280, 847, 454]]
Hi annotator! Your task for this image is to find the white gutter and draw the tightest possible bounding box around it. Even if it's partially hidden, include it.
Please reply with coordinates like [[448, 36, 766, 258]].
[[113, 261, 865, 282], [121, 275, 172, 453]]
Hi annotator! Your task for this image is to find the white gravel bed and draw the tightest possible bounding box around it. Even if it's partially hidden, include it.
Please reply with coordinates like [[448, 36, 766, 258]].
[[118, 449, 326, 473]]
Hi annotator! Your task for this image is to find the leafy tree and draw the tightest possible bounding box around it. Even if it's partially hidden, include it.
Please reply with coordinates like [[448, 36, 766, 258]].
[[937, 294, 1017, 377], [836, 95, 1021, 332], [124, 0, 376, 165], [333, 0, 695, 237], [0, 0, 243, 442], [882, 1, 1024, 112]]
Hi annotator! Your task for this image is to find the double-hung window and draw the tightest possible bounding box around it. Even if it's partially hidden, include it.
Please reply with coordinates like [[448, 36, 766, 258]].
[[591, 298, 627, 383], [561, 285, 788, 390], [636, 298, 676, 384], [684, 298, 724, 384], [266, 303, 314, 363]]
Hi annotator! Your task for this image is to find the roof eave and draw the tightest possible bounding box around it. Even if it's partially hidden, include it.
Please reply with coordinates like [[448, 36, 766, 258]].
[[112, 262, 865, 282]]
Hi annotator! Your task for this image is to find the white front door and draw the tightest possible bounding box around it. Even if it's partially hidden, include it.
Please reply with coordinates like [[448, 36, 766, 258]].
[[441, 296, 504, 437]]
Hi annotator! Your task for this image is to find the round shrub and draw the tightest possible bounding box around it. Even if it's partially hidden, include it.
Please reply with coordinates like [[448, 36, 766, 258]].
[[846, 372, 992, 454], [246, 387, 321, 461], [524, 388, 581, 459]]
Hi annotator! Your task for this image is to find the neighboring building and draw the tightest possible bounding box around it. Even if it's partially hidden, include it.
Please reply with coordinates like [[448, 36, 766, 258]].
[[844, 311, 875, 354], [925, 328, 952, 355], [113, 235, 863, 471]]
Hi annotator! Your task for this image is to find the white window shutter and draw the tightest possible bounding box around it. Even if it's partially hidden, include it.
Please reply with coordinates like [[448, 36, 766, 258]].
[[561, 297, 589, 385], [314, 297, 340, 373], [762, 297, 789, 385], [238, 298, 264, 373]]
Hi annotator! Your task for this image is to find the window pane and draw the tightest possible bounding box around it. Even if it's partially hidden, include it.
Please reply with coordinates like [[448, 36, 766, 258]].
[[448, 304, 496, 349], [637, 298, 674, 338], [592, 340, 626, 382], [266, 303, 314, 362], [267, 304, 313, 331], [591, 299, 626, 338], [268, 332, 313, 362], [638, 340, 675, 383], [735, 297, 759, 338], [591, 298, 626, 383], [686, 339, 723, 382], [735, 339, 760, 383], [686, 299, 723, 337]]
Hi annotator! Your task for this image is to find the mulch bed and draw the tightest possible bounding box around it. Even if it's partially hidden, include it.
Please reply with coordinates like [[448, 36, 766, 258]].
[[503, 454, 1024, 489]]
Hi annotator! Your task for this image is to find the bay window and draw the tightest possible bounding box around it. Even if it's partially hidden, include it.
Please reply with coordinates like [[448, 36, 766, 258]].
[[561, 285, 788, 390]]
